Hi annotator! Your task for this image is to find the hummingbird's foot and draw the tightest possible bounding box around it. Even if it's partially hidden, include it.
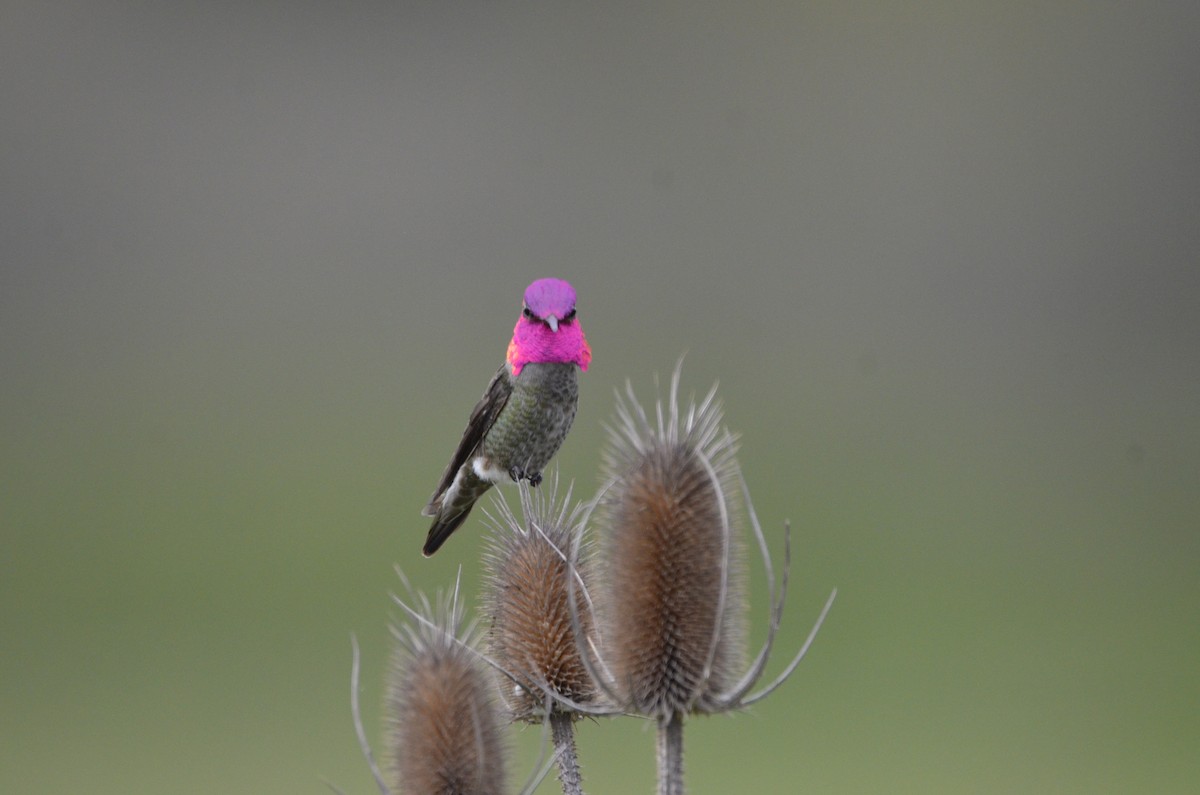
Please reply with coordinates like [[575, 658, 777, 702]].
[[507, 465, 543, 487]]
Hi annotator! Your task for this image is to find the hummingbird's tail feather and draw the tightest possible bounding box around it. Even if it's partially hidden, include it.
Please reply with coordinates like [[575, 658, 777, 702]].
[[422, 509, 472, 556], [422, 473, 493, 556]]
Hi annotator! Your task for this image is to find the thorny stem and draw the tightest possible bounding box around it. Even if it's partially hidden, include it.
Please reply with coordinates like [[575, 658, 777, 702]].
[[550, 713, 584, 795], [656, 712, 685, 795]]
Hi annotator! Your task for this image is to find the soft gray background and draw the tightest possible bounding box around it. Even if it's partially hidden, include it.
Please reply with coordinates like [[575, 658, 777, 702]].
[[3, 2, 1198, 792]]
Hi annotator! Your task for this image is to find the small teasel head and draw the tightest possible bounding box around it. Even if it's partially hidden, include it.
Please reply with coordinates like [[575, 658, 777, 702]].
[[481, 475, 599, 721], [383, 575, 508, 795], [597, 364, 748, 718]]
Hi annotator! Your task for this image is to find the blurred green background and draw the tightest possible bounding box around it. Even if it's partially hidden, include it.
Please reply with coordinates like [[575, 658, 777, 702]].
[[3, 2, 1197, 793]]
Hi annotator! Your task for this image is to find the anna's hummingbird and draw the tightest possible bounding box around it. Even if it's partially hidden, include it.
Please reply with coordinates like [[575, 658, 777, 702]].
[[421, 278, 592, 556]]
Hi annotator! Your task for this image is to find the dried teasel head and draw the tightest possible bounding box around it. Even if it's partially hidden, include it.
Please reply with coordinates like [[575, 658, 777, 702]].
[[383, 574, 508, 795], [481, 476, 599, 722], [596, 365, 748, 719]]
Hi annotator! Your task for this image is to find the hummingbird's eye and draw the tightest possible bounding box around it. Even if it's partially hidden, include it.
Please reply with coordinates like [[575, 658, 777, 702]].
[[563, 308, 577, 321], [522, 307, 536, 320]]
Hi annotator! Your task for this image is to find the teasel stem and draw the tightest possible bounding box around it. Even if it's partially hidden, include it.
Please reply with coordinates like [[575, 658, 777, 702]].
[[550, 712, 583, 795], [656, 712, 684, 795]]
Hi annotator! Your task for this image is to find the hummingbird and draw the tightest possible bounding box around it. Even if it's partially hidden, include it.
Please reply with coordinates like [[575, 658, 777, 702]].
[[421, 278, 592, 556]]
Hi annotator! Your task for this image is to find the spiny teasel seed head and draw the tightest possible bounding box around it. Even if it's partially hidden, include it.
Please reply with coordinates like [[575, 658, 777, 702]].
[[597, 365, 747, 718], [384, 579, 508, 795], [481, 476, 598, 722]]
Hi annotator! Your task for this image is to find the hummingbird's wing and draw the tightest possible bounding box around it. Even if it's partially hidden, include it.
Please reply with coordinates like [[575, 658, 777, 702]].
[[422, 365, 512, 515]]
